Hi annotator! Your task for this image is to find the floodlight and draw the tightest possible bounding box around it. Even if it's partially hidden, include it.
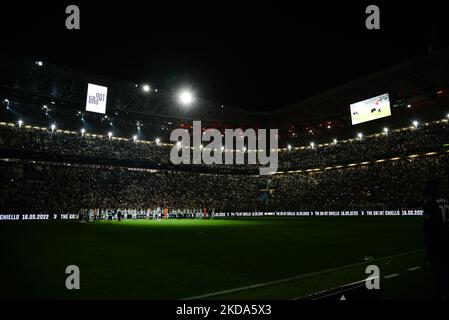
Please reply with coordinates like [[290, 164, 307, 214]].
[[287, 144, 292, 151], [358, 133, 363, 139], [142, 84, 150, 93], [413, 120, 419, 128], [18, 120, 23, 127], [178, 90, 194, 105]]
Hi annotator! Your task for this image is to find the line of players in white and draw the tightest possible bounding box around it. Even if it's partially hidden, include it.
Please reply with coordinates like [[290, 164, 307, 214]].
[[79, 207, 215, 221]]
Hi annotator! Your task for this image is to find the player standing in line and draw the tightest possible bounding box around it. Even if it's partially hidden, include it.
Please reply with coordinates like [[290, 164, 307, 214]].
[[422, 179, 449, 300], [88, 208, 94, 222]]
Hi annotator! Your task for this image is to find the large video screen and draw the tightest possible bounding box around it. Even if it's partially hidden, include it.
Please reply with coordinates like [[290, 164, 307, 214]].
[[85, 83, 108, 114], [350, 93, 391, 125]]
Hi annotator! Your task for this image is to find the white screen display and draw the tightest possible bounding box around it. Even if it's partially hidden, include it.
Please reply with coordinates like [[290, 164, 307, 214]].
[[350, 93, 391, 125], [85, 83, 108, 114]]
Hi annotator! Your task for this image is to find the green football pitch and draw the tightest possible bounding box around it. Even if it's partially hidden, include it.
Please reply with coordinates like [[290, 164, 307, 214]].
[[0, 217, 437, 299]]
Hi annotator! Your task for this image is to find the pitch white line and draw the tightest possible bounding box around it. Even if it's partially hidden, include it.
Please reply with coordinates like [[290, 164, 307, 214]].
[[384, 273, 400, 279], [408, 266, 422, 271], [181, 249, 423, 300], [302, 277, 379, 301]]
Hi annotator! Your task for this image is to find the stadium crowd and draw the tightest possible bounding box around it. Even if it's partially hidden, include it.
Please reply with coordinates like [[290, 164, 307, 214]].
[[0, 120, 448, 169], [280, 120, 449, 168], [1, 154, 448, 214], [1, 118, 449, 215]]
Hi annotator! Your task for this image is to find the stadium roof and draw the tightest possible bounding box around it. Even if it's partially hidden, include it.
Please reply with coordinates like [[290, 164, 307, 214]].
[[266, 47, 449, 122], [2, 2, 449, 112]]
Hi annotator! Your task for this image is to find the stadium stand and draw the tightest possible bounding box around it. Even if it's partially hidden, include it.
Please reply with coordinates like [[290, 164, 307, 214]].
[[1, 151, 448, 214], [1, 118, 448, 170], [1, 50, 449, 216]]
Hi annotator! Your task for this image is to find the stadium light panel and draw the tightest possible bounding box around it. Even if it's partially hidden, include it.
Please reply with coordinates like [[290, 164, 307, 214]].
[[35, 61, 43, 67], [142, 84, 151, 93], [178, 90, 194, 105], [407, 104, 412, 108]]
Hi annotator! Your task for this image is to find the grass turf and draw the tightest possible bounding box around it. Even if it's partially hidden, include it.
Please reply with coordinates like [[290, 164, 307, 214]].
[[0, 217, 428, 299]]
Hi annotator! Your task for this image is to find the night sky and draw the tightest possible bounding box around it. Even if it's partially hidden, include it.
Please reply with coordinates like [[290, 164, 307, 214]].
[[1, 1, 448, 110]]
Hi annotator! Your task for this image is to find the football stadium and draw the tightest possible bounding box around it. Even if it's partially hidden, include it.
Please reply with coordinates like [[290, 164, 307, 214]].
[[0, 3, 449, 306]]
